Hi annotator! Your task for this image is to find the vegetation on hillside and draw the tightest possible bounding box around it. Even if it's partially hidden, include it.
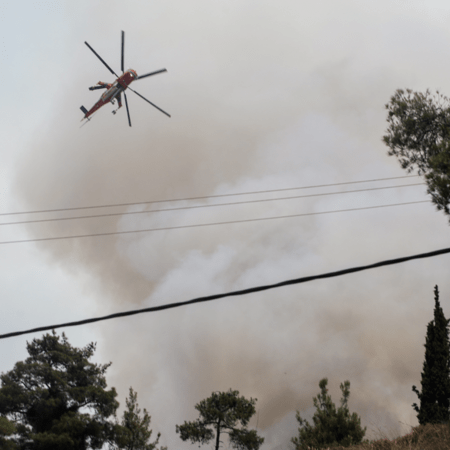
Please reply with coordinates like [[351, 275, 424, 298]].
[[0, 285, 448, 449], [307, 422, 450, 450]]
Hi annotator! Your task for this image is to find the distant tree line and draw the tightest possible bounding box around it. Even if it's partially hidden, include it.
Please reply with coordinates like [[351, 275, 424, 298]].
[[1, 282, 448, 450], [0, 327, 366, 450], [0, 331, 265, 450]]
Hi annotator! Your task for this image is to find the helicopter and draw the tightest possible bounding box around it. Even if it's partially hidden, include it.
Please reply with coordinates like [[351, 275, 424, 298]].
[[80, 30, 170, 126]]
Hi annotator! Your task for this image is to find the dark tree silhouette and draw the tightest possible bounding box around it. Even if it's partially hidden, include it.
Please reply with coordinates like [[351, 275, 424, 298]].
[[291, 378, 366, 449], [176, 389, 263, 450], [383, 88, 450, 220], [0, 331, 119, 449], [115, 387, 167, 450], [413, 285, 450, 424]]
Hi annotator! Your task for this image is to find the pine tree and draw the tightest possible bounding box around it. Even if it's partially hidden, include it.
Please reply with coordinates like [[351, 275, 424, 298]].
[[291, 378, 366, 449], [176, 389, 264, 450], [115, 387, 166, 450], [0, 331, 119, 449], [382, 89, 450, 221], [412, 285, 450, 424]]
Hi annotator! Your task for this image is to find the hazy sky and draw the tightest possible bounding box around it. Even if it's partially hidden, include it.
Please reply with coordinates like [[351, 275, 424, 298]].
[[1, 1, 450, 449]]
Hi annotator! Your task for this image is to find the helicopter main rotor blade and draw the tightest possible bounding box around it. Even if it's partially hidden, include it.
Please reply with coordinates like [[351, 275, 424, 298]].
[[124, 92, 132, 127], [121, 31, 125, 73], [85, 41, 119, 77], [136, 68, 167, 80], [128, 87, 171, 117]]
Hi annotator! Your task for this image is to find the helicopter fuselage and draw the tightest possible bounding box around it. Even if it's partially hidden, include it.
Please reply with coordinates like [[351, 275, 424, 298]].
[[82, 69, 138, 119]]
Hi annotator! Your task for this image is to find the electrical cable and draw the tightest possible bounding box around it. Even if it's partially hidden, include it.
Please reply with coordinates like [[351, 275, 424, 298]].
[[0, 182, 426, 227], [1, 244, 449, 340], [0, 175, 420, 217], [0, 200, 430, 245]]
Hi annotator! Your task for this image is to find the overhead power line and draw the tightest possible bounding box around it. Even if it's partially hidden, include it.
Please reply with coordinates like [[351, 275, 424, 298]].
[[0, 200, 430, 245], [0, 175, 420, 217], [1, 245, 449, 340], [0, 182, 425, 227]]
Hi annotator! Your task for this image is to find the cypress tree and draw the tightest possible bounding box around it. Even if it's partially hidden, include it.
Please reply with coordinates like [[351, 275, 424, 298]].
[[412, 285, 450, 424]]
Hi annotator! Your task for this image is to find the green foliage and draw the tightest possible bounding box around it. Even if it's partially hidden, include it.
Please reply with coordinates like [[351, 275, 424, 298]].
[[0, 415, 16, 436], [412, 285, 450, 425], [426, 149, 450, 217], [291, 378, 366, 449], [176, 389, 264, 450], [0, 331, 119, 449], [0, 416, 18, 449], [115, 387, 166, 450], [229, 428, 263, 450], [383, 88, 450, 220]]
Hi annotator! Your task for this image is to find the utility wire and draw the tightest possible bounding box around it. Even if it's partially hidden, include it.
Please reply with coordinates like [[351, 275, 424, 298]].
[[0, 200, 430, 245], [0, 182, 426, 227], [0, 175, 420, 217], [1, 245, 449, 340]]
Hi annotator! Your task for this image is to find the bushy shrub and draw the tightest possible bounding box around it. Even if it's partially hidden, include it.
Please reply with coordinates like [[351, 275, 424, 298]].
[[291, 378, 366, 449]]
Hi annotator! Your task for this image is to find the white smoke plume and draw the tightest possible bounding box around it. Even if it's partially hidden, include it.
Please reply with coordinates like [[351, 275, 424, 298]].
[[6, 1, 450, 449]]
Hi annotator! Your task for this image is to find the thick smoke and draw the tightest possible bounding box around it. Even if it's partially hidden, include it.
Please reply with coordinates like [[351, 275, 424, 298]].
[[11, 1, 450, 449]]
